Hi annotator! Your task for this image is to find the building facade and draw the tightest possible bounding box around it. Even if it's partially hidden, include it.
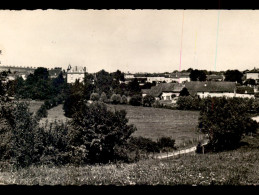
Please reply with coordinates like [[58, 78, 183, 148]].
[[66, 65, 87, 83]]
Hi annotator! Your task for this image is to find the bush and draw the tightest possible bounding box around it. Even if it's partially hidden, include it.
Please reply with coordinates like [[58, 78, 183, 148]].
[[90, 93, 100, 101], [99, 92, 108, 103], [199, 97, 258, 152], [157, 137, 176, 151], [176, 96, 200, 110], [129, 95, 142, 106], [68, 101, 137, 164], [128, 137, 159, 153], [121, 95, 128, 104], [36, 104, 48, 119], [143, 95, 155, 107], [0, 101, 46, 168], [110, 94, 122, 104]]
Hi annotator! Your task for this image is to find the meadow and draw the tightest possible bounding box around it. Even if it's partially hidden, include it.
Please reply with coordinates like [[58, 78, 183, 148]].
[[29, 101, 203, 146], [107, 104, 202, 146], [0, 134, 258, 185]]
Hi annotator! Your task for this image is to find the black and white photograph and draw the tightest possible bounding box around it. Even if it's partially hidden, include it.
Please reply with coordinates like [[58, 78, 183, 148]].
[[0, 9, 259, 186]]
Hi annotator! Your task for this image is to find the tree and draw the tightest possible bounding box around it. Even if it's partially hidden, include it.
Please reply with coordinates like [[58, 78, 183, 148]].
[[129, 94, 142, 106], [83, 73, 96, 100], [128, 78, 141, 95], [179, 87, 190, 96], [0, 101, 45, 167], [224, 70, 243, 84], [90, 93, 100, 101], [96, 69, 113, 95], [100, 92, 108, 103], [198, 97, 258, 151], [143, 95, 155, 107], [121, 95, 128, 104], [110, 94, 121, 104], [190, 69, 207, 81], [68, 101, 136, 163], [63, 80, 84, 117], [244, 79, 256, 86]]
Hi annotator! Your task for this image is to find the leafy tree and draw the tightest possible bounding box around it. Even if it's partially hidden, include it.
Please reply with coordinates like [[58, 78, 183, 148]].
[[128, 78, 141, 95], [244, 79, 256, 86], [63, 80, 84, 117], [198, 97, 258, 151], [224, 70, 243, 84], [129, 94, 142, 106], [95, 69, 113, 95], [111, 70, 125, 82], [0, 101, 45, 167], [68, 101, 136, 163], [190, 69, 207, 81], [143, 95, 155, 107], [179, 87, 190, 96], [176, 96, 201, 110]]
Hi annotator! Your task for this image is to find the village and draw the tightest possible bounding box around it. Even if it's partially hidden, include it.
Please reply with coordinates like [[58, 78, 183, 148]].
[[1, 9, 259, 186]]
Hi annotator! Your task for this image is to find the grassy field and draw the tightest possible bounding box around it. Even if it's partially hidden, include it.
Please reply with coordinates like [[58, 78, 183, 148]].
[[0, 134, 258, 185], [107, 104, 202, 146], [28, 102, 202, 146]]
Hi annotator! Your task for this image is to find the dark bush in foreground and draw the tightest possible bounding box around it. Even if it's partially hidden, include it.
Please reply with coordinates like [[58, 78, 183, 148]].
[[0, 101, 46, 168], [199, 97, 258, 152], [68, 101, 137, 164]]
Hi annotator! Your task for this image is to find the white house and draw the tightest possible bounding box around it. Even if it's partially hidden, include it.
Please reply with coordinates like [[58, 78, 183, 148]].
[[185, 81, 237, 98], [141, 83, 184, 100], [246, 68, 259, 80], [66, 64, 87, 83]]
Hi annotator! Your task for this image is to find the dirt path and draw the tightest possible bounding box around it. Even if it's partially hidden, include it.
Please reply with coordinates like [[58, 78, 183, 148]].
[[155, 140, 208, 159]]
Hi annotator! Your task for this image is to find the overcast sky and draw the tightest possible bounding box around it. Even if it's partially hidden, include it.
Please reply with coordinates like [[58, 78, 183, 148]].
[[0, 10, 258, 73]]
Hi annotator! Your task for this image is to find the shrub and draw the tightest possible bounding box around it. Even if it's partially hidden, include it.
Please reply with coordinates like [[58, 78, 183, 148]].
[[36, 104, 48, 119], [143, 95, 155, 107], [199, 97, 258, 152], [110, 94, 122, 104], [176, 96, 200, 110], [128, 137, 159, 153], [90, 93, 100, 101], [99, 92, 108, 103], [129, 94, 142, 106], [0, 101, 46, 168], [157, 137, 176, 151], [68, 101, 137, 164], [121, 95, 128, 104]]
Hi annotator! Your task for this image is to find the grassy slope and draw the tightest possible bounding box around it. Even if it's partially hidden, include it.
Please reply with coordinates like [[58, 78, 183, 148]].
[[0, 134, 258, 185]]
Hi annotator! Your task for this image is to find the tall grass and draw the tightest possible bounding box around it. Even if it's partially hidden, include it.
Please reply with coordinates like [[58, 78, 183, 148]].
[[1, 134, 258, 185]]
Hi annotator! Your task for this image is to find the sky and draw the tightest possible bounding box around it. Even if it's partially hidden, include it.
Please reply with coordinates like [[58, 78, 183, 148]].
[[0, 9, 259, 73]]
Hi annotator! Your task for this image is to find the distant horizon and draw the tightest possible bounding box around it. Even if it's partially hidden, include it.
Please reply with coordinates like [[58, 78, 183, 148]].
[[0, 63, 254, 74], [1, 10, 259, 73]]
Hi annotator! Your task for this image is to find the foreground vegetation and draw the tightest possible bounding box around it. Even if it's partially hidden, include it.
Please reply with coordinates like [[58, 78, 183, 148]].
[[0, 134, 258, 185]]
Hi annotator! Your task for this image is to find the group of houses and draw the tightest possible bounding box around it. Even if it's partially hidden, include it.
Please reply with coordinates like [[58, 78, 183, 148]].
[[123, 72, 191, 85], [142, 81, 255, 101]]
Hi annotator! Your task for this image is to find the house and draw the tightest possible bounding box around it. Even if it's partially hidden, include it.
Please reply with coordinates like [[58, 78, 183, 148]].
[[66, 64, 87, 83], [206, 74, 224, 81], [184, 81, 237, 98], [169, 72, 190, 83], [235, 86, 255, 98], [246, 68, 259, 81], [141, 83, 184, 100]]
